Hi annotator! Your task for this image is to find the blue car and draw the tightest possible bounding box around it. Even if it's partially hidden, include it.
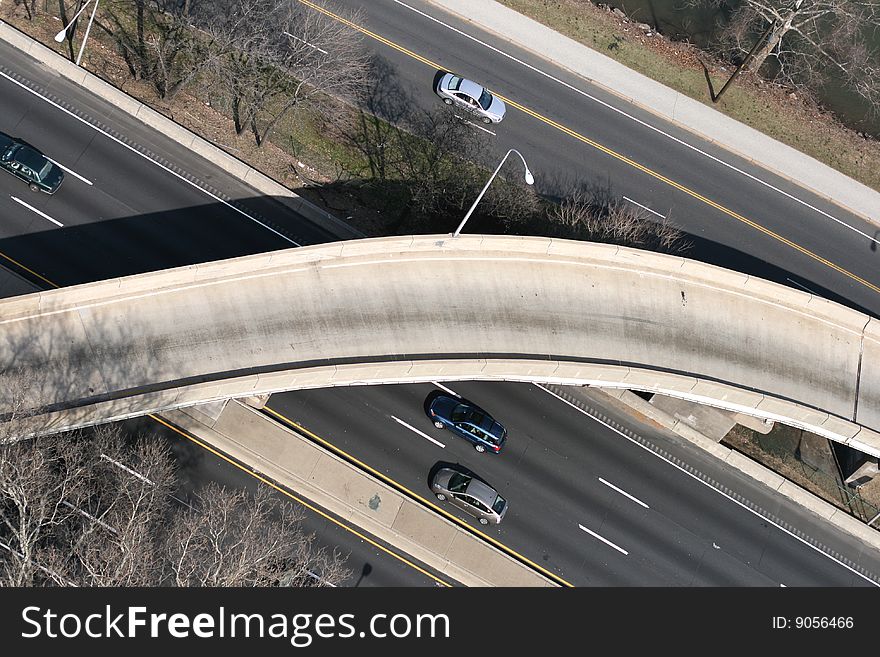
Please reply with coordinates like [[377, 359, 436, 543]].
[[428, 394, 507, 453]]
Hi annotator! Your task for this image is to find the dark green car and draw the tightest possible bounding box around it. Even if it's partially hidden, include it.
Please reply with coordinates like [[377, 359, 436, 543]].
[[0, 132, 64, 194]]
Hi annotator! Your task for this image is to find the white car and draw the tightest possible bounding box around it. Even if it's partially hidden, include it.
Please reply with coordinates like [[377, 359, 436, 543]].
[[434, 72, 506, 124]]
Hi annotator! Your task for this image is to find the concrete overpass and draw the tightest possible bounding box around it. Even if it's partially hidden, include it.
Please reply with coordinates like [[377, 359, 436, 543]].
[[1, 235, 878, 456]]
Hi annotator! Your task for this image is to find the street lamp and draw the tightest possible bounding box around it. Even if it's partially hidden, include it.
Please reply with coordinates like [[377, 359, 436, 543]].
[[453, 148, 534, 238], [54, 0, 100, 67]]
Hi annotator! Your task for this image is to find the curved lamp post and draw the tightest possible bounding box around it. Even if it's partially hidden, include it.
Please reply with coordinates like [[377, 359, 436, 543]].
[[453, 148, 534, 238], [54, 0, 100, 67]]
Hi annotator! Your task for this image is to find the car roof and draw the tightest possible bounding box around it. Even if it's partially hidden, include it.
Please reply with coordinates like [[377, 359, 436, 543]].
[[0, 132, 14, 153], [465, 478, 499, 505], [13, 146, 47, 171], [458, 78, 485, 100]]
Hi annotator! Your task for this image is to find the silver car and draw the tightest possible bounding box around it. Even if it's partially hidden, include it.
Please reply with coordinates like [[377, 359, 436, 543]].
[[435, 72, 506, 124], [431, 466, 508, 525]]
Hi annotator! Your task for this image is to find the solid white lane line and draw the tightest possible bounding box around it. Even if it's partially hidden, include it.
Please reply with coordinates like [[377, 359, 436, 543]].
[[391, 0, 880, 247], [0, 70, 299, 246], [391, 415, 445, 448], [46, 157, 93, 185], [578, 523, 629, 555], [282, 31, 329, 54], [534, 383, 880, 587], [10, 195, 63, 226], [623, 196, 665, 219], [431, 381, 460, 397], [599, 477, 650, 508]]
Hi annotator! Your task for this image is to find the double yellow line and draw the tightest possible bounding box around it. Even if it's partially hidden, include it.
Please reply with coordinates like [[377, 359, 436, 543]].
[[298, 0, 880, 296]]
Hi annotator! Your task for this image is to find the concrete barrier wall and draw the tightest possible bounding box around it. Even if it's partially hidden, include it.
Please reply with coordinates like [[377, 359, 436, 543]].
[[1, 234, 877, 455]]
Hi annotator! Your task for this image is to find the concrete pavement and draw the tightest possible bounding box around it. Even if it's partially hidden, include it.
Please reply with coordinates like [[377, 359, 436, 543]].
[[2, 235, 878, 458]]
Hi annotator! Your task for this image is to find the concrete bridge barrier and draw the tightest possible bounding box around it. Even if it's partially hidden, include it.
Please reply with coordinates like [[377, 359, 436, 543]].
[[0, 235, 877, 455]]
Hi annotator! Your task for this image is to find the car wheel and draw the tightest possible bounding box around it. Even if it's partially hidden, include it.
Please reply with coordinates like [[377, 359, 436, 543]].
[[443, 98, 453, 105], [28, 183, 40, 192], [482, 116, 492, 124], [436, 493, 446, 501], [474, 444, 486, 453], [433, 420, 445, 429], [479, 518, 489, 525]]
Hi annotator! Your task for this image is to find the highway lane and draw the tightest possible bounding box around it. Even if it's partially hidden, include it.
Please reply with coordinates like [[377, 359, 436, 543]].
[[3, 9, 879, 587], [0, 280, 451, 588], [0, 41, 342, 287], [122, 416, 452, 587], [327, 0, 880, 313], [269, 381, 880, 586], [0, 44, 452, 586]]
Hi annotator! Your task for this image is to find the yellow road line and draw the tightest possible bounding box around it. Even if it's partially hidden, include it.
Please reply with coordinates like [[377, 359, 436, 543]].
[[264, 404, 573, 587], [149, 413, 453, 587], [0, 251, 59, 288], [299, 0, 880, 296], [300, 0, 444, 69]]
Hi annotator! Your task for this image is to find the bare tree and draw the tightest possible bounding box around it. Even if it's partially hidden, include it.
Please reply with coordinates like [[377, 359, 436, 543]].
[[12, 0, 38, 21], [101, 0, 215, 99], [0, 434, 92, 586], [0, 422, 348, 587], [334, 94, 540, 230], [693, 0, 880, 111], [59, 428, 176, 586], [164, 482, 350, 587], [195, 0, 367, 145], [546, 186, 690, 253]]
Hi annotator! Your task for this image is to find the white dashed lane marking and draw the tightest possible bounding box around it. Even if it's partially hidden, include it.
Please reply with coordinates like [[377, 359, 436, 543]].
[[578, 523, 629, 555], [10, 195, 63, 226], [46, 157, 93, 185], [598, 477, 650, 509], [391, 415, 445, 448]]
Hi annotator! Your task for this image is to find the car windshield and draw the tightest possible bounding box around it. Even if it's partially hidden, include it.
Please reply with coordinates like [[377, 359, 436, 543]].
[[36, 161, 52, 180], [478, 88, 493, 110], [492, 494, 506, 514], [448, 76, 463, 91], [447, 472, 470, 493]]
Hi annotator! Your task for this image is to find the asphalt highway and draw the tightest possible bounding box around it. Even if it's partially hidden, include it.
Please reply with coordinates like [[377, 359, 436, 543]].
[[0, 41, 446, 587], [124, 416, 452, 587], [0, 41, 339, 288], [270, 381, 880, 586], [3, 6, 880, 587], [329, 0, 880, 314]]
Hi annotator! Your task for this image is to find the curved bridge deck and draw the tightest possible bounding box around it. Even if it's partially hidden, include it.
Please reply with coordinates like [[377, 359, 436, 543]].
[[1, 235, 878, 455]]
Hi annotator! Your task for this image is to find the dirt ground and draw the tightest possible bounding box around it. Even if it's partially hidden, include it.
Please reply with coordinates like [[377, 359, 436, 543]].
[[723, 423, 880, 520]]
